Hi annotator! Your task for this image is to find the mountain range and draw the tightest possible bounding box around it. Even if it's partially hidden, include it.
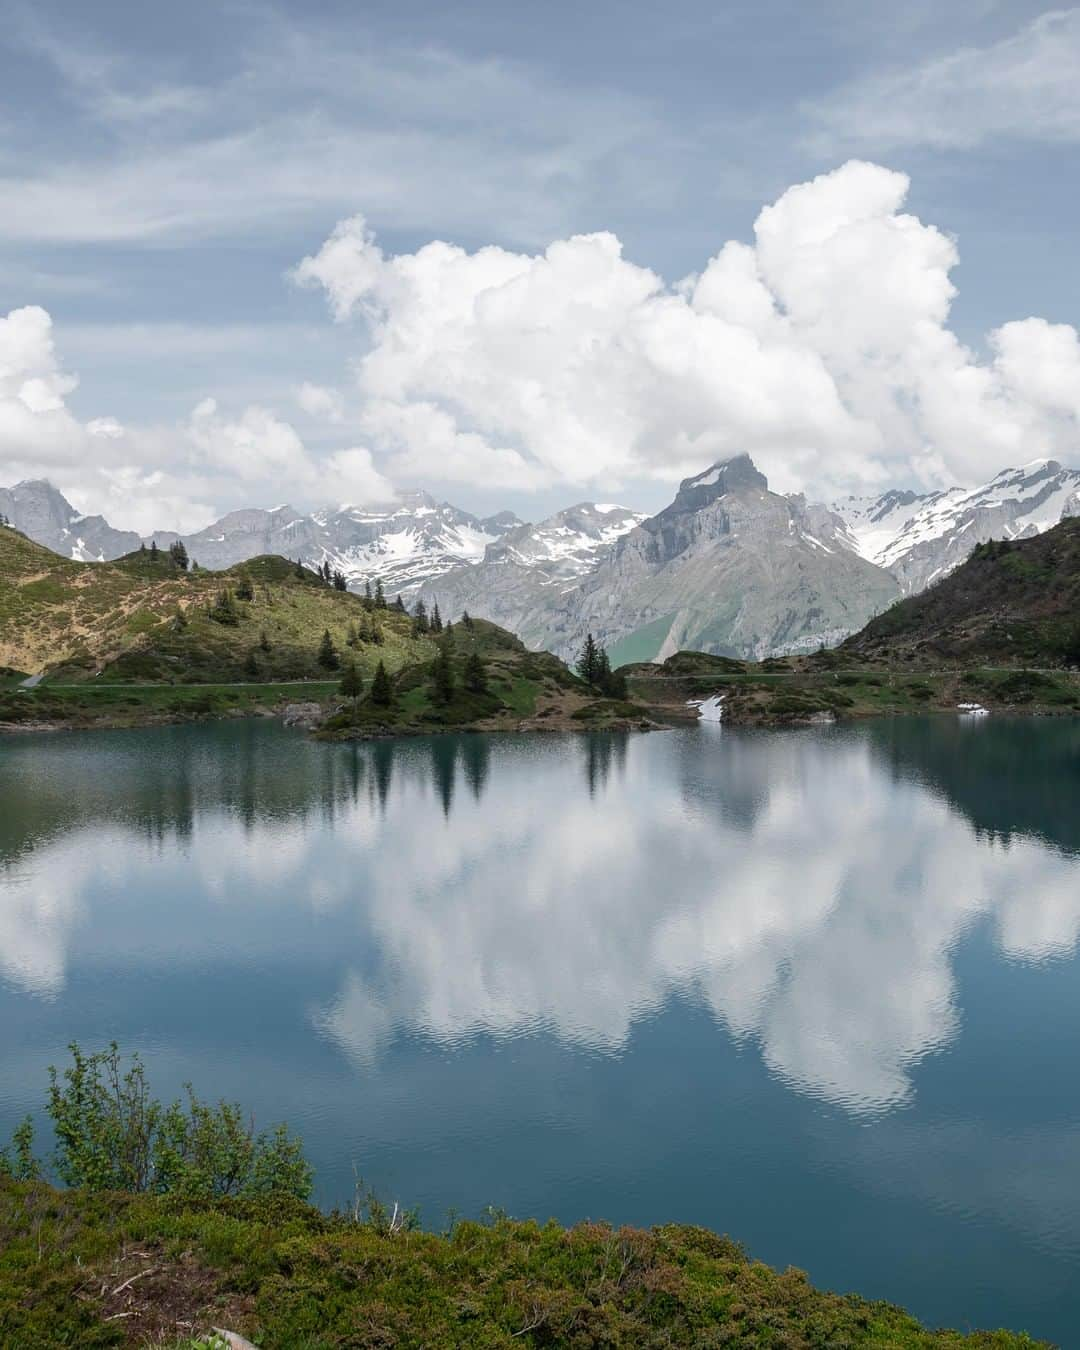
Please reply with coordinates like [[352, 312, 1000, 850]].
[[3, 455, 1078, 663], [425, 456, 900, 662], [831, 459, 1080, 594]]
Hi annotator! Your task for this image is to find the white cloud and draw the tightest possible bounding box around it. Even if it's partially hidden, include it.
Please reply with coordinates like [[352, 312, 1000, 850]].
[[296, 381, 345, 423], [0, 305, 83, 459], [0, 304, 395, 530], [807, 9, 1080, 152], [86, 415, 124, 438], [7, 160, 1080, 525], [992, 317, 1080, 421], [295, 163, 1080, 497]]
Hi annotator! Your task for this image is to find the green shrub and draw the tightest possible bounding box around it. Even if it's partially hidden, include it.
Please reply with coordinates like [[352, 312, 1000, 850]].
[[12, 1043, 312, 1201]]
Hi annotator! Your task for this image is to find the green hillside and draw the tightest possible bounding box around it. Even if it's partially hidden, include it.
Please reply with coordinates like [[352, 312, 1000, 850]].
[[0, 526, 433, 684], [837, 517, 1080, 668]]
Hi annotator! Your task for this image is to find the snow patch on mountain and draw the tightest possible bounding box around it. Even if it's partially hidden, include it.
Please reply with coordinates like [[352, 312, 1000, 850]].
[[831, 459, 1080, 593]]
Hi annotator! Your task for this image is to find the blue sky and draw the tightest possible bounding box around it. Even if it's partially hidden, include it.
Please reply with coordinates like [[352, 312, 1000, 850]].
[[2, 0, 1079, 529]]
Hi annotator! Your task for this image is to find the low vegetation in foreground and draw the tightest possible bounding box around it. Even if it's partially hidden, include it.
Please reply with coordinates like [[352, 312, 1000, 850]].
[[0, 1048, 1047, 1350], [1, 1182, 1050, 1350]]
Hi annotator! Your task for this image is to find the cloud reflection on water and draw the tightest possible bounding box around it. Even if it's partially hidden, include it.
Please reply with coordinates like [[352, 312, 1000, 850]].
[[2, 721, 1079, 1116]]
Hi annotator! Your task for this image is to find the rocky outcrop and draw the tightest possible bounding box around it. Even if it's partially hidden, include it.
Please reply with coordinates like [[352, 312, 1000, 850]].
[[0, 481, 140, 561]]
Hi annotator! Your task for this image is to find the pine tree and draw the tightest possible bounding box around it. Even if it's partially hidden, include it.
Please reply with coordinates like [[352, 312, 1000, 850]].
[[370, 620, 384, 646], [597, 648, 627, 699], [464, 650, 487, 694], [462, 609, 474, 630], [595, 647, 611, 690], [235, 574, 254, 602], [412, 599, 429, 635], [346, 619, 360, 647], [169, 540, 189, 571], [433, 635, 455, 704], [374, 579, 387, 609], [364, 579, 373, 605], [333, 571, 347, 591], [139, 542, 147, 555], [576, 632, 601, 686], [149, 540, 159, 561], [339, 660, 363, 713], [370, 659, 393, 707], [210, 589, 240, 625], [393, 593, 406, 613], [295, 558, 305, 579], [431, 602, 443, 633], [317, 629, 339, 671]]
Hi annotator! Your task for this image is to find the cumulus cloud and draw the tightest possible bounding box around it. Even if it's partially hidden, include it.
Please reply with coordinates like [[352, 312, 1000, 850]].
[[0, 306, 394, 530], [295, 162, 1080, 497], [295, 381, 345, 423], [8, 160, 1080, 525], [0, 305, 84, 459]]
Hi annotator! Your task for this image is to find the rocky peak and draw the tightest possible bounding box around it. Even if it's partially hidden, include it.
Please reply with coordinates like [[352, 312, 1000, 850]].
[[648, 455, 768, 531]]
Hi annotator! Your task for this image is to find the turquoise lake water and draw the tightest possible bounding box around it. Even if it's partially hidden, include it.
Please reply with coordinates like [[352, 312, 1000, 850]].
[[2, 717, 1079, 1341]]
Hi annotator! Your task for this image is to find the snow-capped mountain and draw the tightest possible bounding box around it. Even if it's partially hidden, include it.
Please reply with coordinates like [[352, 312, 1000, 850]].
[[0, 481, 521, 601], [0, 480, 141, 560], [150, 492, 520, 600], [538, 456, 900, 663], [832, 459, 1080, 594], [7, 455, 1078, 663], [423, 456, 900, 662], [473, 501, 647, 588], [416, 501, 646, 646]]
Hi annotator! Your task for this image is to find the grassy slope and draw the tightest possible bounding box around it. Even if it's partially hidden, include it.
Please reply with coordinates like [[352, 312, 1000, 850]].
[[0, 1181, 1046, 1349], [837, 518, 1080, 668], [0, 527, 434, 682], [0, 528, 440, 727], [320, 618, 649, 737]]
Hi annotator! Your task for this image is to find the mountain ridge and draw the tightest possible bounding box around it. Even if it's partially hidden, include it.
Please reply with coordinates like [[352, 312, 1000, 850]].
[[6, 453, 1080, 665]]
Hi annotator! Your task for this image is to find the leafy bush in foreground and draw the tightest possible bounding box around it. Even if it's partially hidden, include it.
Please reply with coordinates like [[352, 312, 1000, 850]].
[[2, 1043, 310, 1201]]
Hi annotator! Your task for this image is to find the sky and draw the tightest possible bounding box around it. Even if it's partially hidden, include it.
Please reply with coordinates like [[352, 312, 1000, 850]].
[[1, 0, 1080, 531]]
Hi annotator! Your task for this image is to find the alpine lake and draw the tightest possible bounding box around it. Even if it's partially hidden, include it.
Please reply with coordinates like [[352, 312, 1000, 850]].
[[2, 715, 1079, 1343]]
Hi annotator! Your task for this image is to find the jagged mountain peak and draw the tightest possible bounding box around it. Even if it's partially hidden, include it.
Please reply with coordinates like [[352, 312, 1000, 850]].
[[681, 453, 768, 494], [0, 478, 141, 562], [649, 454, 768, 530]]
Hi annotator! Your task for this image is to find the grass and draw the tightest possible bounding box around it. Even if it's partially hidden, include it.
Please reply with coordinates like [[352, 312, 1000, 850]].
[[625, 653, 1080, 727], [0, 528, 434, 686], [0, 1179, 1049, 1349], [0, 681, 341, 730]]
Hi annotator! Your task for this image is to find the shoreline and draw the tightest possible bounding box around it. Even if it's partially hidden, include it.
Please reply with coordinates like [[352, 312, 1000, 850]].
[[4, 658, 1079, 737]]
